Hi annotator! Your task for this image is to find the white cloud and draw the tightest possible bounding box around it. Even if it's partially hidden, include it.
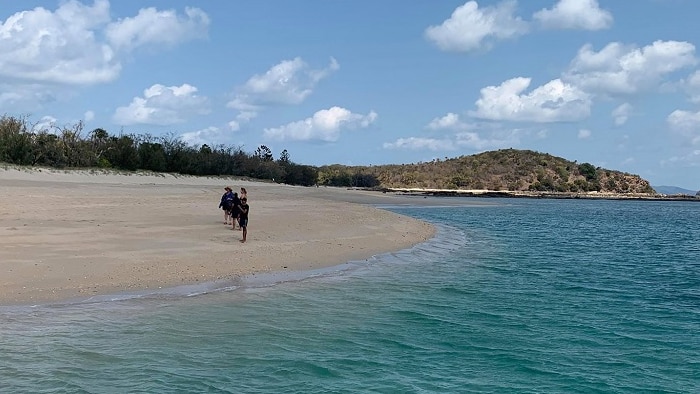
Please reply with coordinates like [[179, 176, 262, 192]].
[[236, 111, 258, 122], [180, 126, 222, 146], [113, 83, 210, 125], [31, 115, 58, 133], [228, 57, 339, 129], [227, 111, 258, 132], [264, 106, 377, 142], [228, 121, 240, 132], [0, 0, 119, 84], [425, 0, 527, 52], [383, 137, 456, 151], [83, 110, 95, 122], [0, 1, 208, 86], [427, 113, 470, 131], [384, 127, 520, 152], [667, 109, 700, 145], [662, 150, 700, 167], [105, 6, 209, 51], [229, 57, 339, 110], [681, 70, 700, 103], [0, 83, 57, 109], [564, 40, 697, 95], [470, 77, 591, 122], [455, 129, 520, 150], [611, 103, 633, 125], [578, 128, 592, 139], [533, 0, 613, 30]]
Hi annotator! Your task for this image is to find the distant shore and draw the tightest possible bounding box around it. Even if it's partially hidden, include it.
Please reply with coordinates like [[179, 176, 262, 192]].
[[381, 188, 700, 202]]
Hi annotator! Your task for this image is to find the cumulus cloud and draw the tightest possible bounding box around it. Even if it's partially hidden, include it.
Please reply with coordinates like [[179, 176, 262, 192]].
[[105, 6, 209, 52], [611, 103, 633, 126], [228, 57, 339, 129], [229, 57, 339, 110], [384, 128, 520, 152], [470, 77, 591, 122], [0, 0, 208, 85], [667, 109, 700, 145], [226, 111, 258, 132], [83, 110, 95, 122], [533, 0, 613, 30], [662, 150, 700, 167], [180, 126, 222, 146], [425, 0, 527, 52], [263, 106, 377, 142], [32, 115, 58, 133], [383, 137, 456, 151], [426, 113, 471, 131], [680, 70, 700, 103], [0, 83, 57, 109], [0, 0, 118, 84], [228, 121, 241, 132], [113, 83, 210, 125], [455, 129, 520, 150], [564, 40, 697, 95], [578, 128, 592, 139]]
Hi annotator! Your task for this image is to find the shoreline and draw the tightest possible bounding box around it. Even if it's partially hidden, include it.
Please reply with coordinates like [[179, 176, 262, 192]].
[[381, 187, 700, 202], [1, 168, 447, 306]]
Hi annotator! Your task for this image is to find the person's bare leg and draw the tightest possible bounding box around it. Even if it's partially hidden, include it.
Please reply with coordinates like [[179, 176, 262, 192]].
[[241, 226, 247, 243]]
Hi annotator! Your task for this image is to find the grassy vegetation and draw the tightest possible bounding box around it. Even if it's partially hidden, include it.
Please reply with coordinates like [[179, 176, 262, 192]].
[[322, 149, 656, 194]]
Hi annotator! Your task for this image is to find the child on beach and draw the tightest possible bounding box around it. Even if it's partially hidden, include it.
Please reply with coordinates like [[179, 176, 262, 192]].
[[238, 197, 249, 243], [230, 192, 241, 230]]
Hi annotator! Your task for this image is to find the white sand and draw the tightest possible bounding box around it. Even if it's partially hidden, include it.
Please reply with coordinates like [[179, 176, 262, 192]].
[[0, 167, 435, 305]]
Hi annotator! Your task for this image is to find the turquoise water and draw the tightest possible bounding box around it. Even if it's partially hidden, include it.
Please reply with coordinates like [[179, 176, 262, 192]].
[[1, 199, 699, 393]]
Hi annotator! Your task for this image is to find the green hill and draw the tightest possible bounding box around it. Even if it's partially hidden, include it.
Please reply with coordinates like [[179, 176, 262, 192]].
[[319, 149, 656, 194]]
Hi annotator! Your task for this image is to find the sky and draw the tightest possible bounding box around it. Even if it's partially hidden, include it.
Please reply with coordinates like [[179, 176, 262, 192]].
[[1, 1, 700, 189]]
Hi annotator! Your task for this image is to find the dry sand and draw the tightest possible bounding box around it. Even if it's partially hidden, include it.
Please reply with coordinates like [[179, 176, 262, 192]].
[[0, 167, 435, 305]]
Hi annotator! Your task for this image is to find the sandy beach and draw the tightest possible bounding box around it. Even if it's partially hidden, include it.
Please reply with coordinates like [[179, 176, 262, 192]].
[[0, 167, 436, 305]]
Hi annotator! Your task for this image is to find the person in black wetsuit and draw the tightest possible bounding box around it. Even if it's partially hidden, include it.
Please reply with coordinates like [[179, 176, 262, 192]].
[[230, 192, 241, 230], [238, 197, 249, 243]]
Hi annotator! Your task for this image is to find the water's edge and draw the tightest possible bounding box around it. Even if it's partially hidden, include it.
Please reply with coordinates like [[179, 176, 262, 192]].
[[2, 210, 465, 313]]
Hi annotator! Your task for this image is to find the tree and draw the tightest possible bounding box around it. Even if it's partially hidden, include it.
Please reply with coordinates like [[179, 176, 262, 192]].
[[278, 149, 290, 164], [91, 128, 109, 142], [137, 142, 167, 172], [254, 145, 274, 162], [578, 162, 598, 181], [105, 135, 139, 171]]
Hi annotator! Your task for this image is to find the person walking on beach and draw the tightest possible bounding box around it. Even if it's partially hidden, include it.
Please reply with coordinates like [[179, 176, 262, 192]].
[[219, 187, 234, 224], [230, 191, 241, 230], [238, 197, 249, 243], [236, 187, 247, 229]]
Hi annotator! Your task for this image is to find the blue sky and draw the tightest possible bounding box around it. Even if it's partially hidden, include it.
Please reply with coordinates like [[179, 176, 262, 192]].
[[1, 1, 700, 189]]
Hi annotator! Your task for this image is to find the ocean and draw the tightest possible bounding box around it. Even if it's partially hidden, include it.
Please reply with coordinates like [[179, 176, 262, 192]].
[[1, 198, 698, 393]]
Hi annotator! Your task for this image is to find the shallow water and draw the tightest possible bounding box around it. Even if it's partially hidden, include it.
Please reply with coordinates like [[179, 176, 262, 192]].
[[1, 198, 699, 393]]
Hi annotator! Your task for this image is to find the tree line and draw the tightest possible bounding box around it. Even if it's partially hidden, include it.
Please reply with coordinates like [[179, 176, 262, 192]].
[[0, 115, 380, 188]]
